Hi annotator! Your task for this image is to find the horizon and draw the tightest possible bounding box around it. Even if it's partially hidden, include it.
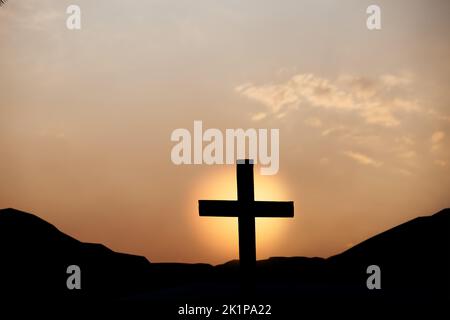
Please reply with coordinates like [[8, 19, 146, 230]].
[[1, 205, 448, 264], [1, 0, 449, 264]]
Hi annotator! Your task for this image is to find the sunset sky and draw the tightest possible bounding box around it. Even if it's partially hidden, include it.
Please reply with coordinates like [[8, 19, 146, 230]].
[[1, 0, 449, 264]]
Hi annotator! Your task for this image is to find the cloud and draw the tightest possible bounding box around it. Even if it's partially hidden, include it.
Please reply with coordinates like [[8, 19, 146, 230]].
[[235, 82, 298, 114], [397, 150, 416, 159], [396, 168, 414, 176], [344, 151, 383, 167], [236, 72, 422, 127], [380, 72, 414, 87], [431, 131, 445, 144], [319, 157, 330, 165], [0, 1, 63, 32], [237, 72, 449, 176], [426, 109, 450, 123], [251, 112, 267, 121], [395, 136, 415, 146], [431, 131, 445, 152], [321, 126, 347, 137], [304, 117, 323, 128], [434, 160, 448, 167]]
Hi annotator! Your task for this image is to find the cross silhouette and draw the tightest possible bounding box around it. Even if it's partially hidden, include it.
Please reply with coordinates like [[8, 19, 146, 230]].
[[198, 159, 294, 275]]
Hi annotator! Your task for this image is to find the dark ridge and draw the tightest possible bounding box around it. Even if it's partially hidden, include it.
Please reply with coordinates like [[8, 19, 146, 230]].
[[0, 207, 150, 301], [0, 207, 448, 305]]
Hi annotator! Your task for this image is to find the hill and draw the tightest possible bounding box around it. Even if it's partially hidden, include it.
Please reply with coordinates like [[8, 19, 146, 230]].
[[0, 207, 448, 306], [0, 208, 150, 300]]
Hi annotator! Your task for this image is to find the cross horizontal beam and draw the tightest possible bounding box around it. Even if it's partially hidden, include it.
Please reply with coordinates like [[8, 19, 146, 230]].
[[199, 200, 294, 218]]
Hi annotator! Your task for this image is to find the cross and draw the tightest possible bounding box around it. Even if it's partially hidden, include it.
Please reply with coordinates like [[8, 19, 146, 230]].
[[198, 159, 294, 276]]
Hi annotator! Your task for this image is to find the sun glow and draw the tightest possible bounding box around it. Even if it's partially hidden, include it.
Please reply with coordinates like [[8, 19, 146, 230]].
[[187, 165, 293, 264]]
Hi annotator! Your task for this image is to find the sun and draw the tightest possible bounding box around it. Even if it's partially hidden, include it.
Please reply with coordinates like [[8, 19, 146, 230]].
[[187, 165, 293, 263]]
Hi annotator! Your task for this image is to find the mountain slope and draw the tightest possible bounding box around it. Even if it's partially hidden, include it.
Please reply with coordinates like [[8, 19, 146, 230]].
[[0, 207, 448, 304], [327, 208, 449, 296], [0, 208, 150, 300]]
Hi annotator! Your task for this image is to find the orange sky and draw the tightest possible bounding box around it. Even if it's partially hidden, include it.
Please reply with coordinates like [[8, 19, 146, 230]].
[[1, 0, 449, 264]]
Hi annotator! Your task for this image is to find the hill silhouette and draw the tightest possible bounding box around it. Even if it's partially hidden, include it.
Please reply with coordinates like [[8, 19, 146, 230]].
[[328, 208, 449, 298], [0, 207, 448, 306], [0, 208, 150, 300]]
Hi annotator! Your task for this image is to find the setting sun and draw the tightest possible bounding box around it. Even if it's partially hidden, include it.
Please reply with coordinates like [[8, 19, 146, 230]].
[[187, 165, 294, 263]]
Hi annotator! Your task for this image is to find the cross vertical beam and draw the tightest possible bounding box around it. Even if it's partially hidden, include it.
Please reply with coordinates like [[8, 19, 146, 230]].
[[198, 159, 294, 287], [237, 159, 256, 275]]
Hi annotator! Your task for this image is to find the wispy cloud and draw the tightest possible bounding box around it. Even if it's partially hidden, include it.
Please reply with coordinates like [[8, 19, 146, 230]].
[[237, 71, 450, 176], [0, 0, 63, 32], [431, 131, 445, 152], [250, 112, 267, 121], [344, 151, 383, 168], [304, 117, 322, 128], [321, 126, 347, 137], [380, 72, 413, 87], [434, 159, 448, 167], [396, 168, 414, 176], [236, 72, 423, 127], [431, 131, 445, 144]]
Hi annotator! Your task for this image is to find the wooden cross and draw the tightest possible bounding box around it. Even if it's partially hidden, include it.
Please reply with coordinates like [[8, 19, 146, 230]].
[[198, 159, 294, 275]]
